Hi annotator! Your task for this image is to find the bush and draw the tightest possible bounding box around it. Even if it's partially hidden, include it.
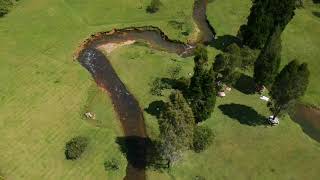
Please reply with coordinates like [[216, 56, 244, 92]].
[[240, 46, 259, 70], [65, 136, 88, 160], [224, 43, 259, 70], [167, 64, 182, 79], [146, 0, 161, 13], [0, 0, 13, 17], [104, 158, 120, 171], [193, 125, 214, 153]]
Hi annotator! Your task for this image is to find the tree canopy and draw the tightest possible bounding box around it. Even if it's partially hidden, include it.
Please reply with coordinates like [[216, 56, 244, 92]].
[[269, 60, 310, 119], [159, 91, 195, 165], [254, 27, 282, 88], [188, 45, 216, 123], [239, 0, 296, 49]]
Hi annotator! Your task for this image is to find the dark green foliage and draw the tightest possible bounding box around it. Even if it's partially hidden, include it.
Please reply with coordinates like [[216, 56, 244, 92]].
[[104, 158, 120, 171], [194, 44, 208, 63], [0, 0, 13, 17], [239, 0, 296, 49], [159, 91, 195, 165], [193, 125, 214, 153], [269, 60, 310, 119], [188, 48, 216, 123], [239, 46, 260, 69], [65, 136, 88, 160], [146, 0, 161, 13], [149, 77, 170, 96], [220, 43, 259, 71], [167, 64, 182, 79], [254, 27, 282, 88], [213, 52, 241, 86]]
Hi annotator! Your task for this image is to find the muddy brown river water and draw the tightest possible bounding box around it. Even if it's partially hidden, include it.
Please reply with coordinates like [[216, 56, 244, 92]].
[[76, 0, 319, 179], [76, 1, 215, 179]]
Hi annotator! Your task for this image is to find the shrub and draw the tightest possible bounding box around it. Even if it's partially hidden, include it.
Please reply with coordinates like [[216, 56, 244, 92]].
[[0, 0, 13, 17], [104, 158, 120, 171], [193, 125, 214, 153], [167, 64, 182, 79], [146, 0, 161, 13], [65, 136, 88, 160], [240, 46, 259, 70], [149, 77, 170, 96]]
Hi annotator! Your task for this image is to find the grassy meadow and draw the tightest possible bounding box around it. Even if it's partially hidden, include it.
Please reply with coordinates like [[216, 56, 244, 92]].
[[0, 0, 319, 180]]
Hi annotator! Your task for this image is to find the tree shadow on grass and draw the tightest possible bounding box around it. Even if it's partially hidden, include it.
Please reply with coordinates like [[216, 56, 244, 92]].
[[210, 35, 242, 51], [312, 11, 320, 18], [144, 100, 166, 118], [160, 77, 189, 93], [116, 136, 149, 169], [116, 136, 167, 170], [218, 103, 268, 126], [234, 74, 256, 95]]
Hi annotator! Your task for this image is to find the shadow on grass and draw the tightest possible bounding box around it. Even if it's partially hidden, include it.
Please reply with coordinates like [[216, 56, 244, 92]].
[[160, 77, 189, 93], [210, 35, 242, 51], [116, 136, 168, 170], [312, 11, 320, 18], [234, 74, 256, 95], [218, 103, 267, 126], [116, 136, 149, 169], [144, 100, 166, 118]]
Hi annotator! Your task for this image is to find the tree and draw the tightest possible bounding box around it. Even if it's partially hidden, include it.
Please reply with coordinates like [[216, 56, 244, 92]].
[[239, 0, 296, 49], [0, 0, 13, 17], [188, 46, 216, 123], [224, 43, 259, 70], [254, 27, 282, 89], [213, 52, 241, 87], [159, 91, 195, 167], [269, 60, 310, 120], [194, 44, 208, 64], [65, 136, 88, 160], [193, 125, 214, 153]]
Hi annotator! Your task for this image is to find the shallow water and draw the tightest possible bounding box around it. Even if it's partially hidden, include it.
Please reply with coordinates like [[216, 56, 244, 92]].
[[290, 105, 320, 143], [77, 1, 217, 179]]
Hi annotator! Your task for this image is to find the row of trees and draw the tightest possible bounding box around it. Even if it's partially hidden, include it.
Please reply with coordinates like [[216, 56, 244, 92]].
[[154, 46, 216, 167], [148, 0, 312, 168], [234, 0, 311, 120]]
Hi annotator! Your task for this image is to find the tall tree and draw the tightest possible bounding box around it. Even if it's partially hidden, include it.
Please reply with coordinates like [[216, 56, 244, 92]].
[[239, 0, 296, 49], [159, 91, 195, 167], [269, 60, 310, 120], [213, 52, 241, 87], [254, 27, 282, 88], [188, 45, 216, 123]]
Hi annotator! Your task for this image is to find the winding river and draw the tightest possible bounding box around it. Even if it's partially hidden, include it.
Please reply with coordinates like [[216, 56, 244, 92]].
[[77, 1, 214, 179], [76, 0, 319, 179]]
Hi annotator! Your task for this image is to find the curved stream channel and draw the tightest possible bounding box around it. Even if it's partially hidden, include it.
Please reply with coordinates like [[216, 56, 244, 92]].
[[76, 0, 319, 179], [77, 1, 213, 179]]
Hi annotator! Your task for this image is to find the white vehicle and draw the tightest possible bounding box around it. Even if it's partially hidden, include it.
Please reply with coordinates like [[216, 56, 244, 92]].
[[268, 116, 279, 126]]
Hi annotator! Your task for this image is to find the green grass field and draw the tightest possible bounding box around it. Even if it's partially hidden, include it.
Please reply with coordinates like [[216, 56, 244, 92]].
[[0, 0, 319, 179]]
